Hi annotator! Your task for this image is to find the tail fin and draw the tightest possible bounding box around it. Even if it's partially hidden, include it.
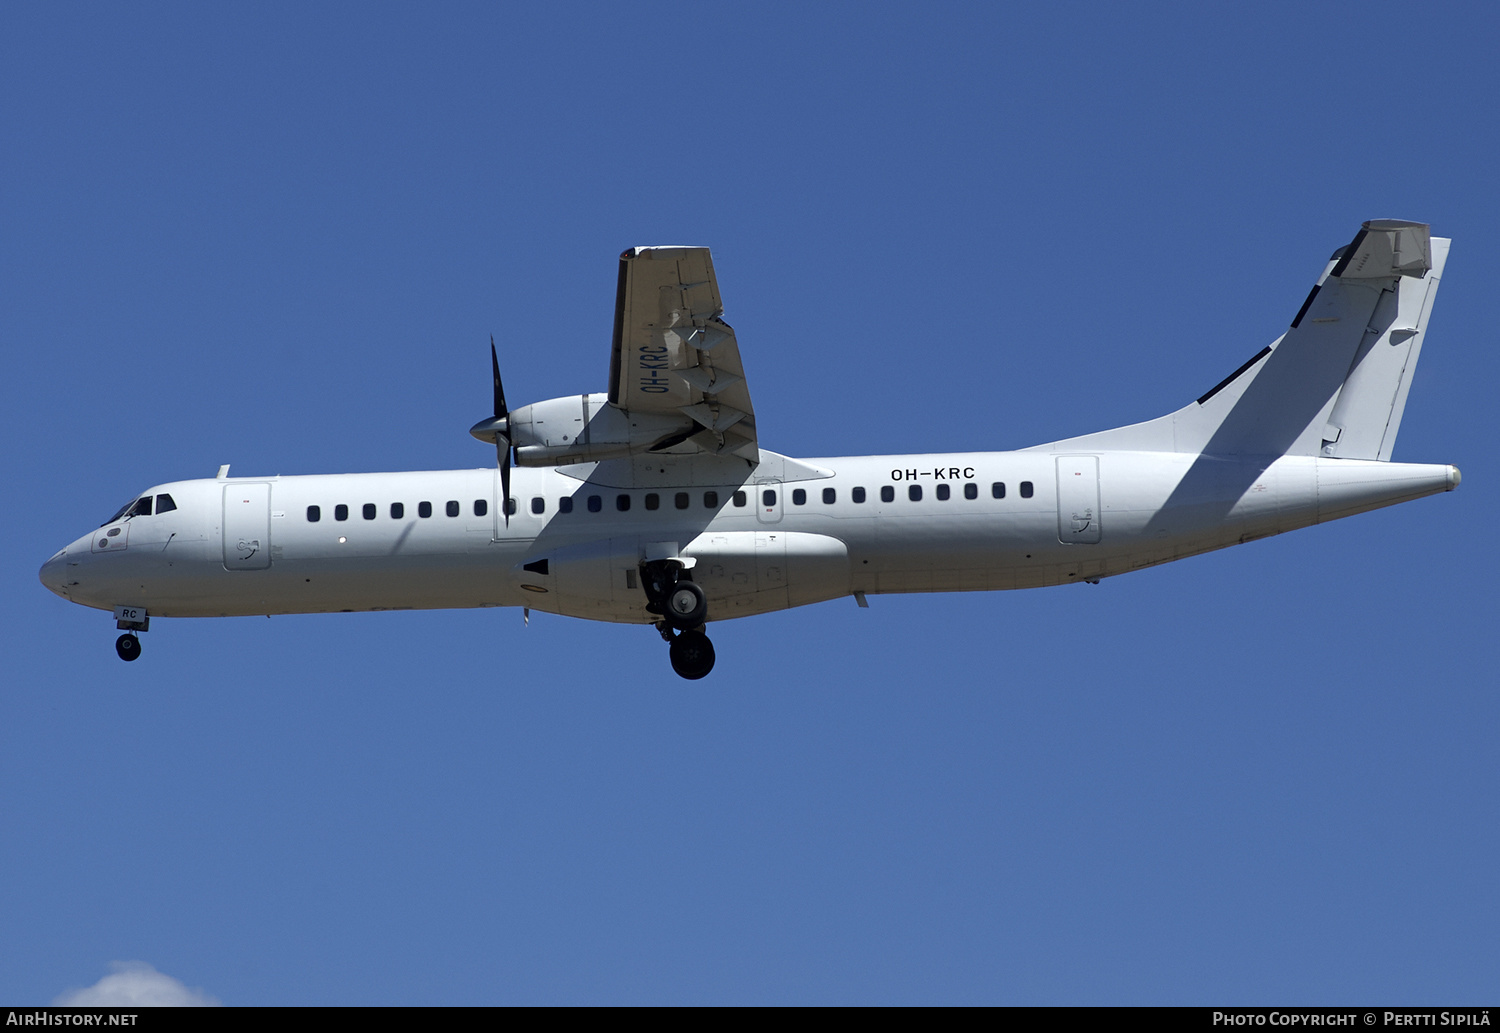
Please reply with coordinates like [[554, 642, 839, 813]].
[[1319, 224, 1447, 460], [1035, 220, 1448, 460]]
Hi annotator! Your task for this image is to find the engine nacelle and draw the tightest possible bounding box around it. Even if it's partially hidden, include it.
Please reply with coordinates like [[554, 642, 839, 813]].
[[506, 393, 695, 467]]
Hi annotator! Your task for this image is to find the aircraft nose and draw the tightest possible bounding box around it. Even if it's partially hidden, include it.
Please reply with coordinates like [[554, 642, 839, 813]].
[[39, 549, 69, 598]]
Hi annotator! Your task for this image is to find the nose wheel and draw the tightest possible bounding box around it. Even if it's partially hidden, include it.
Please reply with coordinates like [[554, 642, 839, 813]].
[[115, 634, 141, 662]]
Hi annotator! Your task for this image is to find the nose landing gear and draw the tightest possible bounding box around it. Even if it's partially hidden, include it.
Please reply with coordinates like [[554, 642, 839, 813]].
[[112, 606, 148, 662]]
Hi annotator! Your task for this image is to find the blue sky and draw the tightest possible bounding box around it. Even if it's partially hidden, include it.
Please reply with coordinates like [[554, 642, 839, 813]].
[[4, 2, 1497, 1005]]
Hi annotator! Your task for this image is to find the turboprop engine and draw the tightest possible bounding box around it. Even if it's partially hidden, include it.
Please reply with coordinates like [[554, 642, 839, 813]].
[[471, 391, 697, 467]]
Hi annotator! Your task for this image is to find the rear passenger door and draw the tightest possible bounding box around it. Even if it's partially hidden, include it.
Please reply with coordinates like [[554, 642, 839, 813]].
[[1056, 456, 1101, 545]]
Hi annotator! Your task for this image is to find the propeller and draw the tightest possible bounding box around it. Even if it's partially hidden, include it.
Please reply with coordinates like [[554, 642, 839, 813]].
[[469, 336, 513, 525]]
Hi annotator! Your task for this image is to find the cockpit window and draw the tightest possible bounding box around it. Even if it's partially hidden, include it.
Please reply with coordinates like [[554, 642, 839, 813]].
[[155, 494, 177, 514], [103, 500, 134, 525], [126, 496, 153, 518]]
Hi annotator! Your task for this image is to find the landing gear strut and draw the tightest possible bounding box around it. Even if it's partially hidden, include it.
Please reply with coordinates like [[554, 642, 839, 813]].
[[115, 634, 141, 662]]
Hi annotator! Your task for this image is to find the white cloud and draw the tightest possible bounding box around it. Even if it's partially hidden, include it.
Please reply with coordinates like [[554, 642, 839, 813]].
[[53, 961, 221, 1007]]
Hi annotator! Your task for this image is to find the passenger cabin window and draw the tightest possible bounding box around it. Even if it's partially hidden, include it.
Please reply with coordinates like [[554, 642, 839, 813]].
[[616, 494, 630, 512], [936, 484, 950, 500], [504, 498, 515, 515], [558, 496, 574, 514], [761, 489, 776, 507], [475, 499, 488, 517], [852, 487, 866, 504], [155, 494, 177, 514], [704, 491, 719, 508], [992, 482, 1006, 499], [733, 490, 747, 507], [531, 497, 545, 515], [446, 500, 460, 517], [335, 504, 349, 521], [363, 503, 377, 520], [418, 501, 432, 518], [964, 482, 978, 500], [587, 495, 602, 513], [792, 488, 807, 506], [880, 486, 895, 503], [823, 488, 836, 504], [645, 493, 660, 511], [391, 502, 404, 519], [307, 505, 321, 522], [908, 484, 922, 501], [1020, 481, 1034, 498], [675, 492, 690, 510]]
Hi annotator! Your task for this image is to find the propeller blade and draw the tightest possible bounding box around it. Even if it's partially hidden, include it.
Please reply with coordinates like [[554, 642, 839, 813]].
[[500, 449, 511, 526], [491, 336, 508, 420], [484, 337, 512, 525]]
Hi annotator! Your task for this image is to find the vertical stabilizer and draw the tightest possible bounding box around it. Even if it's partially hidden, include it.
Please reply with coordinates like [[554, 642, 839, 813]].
[[1030, 221, 1446, 461], [1323, 233, 1446, 460]]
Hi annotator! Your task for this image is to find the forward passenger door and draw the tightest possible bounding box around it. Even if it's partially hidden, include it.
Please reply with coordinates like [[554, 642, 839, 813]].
[[223, 483, 272, 569]]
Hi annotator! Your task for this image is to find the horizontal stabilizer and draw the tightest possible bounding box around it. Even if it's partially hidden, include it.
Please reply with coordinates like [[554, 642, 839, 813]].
[[1331, 220, 1431, 280]]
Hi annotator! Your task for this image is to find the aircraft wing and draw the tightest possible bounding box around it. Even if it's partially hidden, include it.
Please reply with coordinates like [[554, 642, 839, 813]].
[[608, 246, 758, 462]]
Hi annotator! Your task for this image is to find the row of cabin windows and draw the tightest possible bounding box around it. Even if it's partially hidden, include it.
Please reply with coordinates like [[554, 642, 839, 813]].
[[307, 499, 486, 522], [305, 491, 739, 523], [566, 490, 739, 514], [780, 481, 1033, 505], [303, 481, 1035, 524]]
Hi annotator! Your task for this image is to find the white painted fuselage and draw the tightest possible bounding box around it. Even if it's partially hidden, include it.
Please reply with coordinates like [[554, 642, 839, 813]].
[[39, 449, 1459, 625]]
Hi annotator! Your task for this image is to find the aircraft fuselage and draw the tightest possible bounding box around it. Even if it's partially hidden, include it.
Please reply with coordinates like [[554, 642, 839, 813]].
[[40, 449, 1458, 625]]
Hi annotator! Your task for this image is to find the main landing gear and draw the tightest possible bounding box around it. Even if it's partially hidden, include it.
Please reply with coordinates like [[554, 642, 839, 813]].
[[643, 562, 715, 680], [658, 619, 715, 680], [666, 627, 715, 680]]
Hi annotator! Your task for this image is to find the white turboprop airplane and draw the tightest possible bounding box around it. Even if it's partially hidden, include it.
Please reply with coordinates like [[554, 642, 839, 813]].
[[40, 221, 1459, 679]]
